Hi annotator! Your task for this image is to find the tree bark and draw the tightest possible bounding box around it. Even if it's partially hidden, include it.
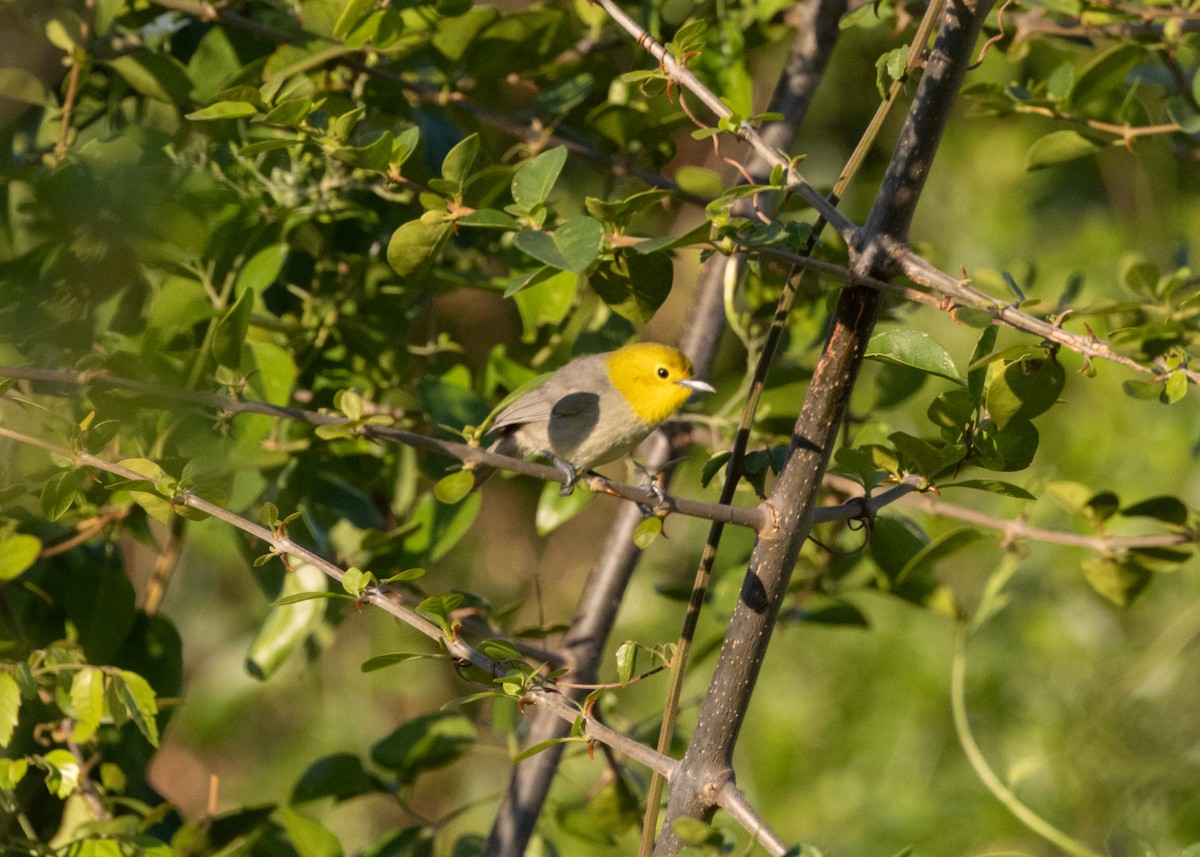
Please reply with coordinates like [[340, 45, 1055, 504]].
[[653, 1, 997, 851]]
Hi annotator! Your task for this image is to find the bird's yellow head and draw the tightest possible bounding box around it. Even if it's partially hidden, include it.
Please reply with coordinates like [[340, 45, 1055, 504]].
[[604, 343, 715, 426]]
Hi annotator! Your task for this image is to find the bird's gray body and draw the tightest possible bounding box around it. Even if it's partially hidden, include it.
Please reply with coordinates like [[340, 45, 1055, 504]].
[[489, 352, 647, 469]]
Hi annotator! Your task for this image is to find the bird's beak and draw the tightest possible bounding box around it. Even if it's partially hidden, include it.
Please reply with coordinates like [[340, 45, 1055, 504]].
[[677, 378, 716, 394]]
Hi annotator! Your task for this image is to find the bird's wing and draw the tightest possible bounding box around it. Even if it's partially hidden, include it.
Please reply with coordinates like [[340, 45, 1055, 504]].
[[491, 388, 557, 431]]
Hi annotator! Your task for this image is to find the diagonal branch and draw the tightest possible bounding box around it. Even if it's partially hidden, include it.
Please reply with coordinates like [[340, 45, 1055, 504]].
[[0, 419, 799, 854]]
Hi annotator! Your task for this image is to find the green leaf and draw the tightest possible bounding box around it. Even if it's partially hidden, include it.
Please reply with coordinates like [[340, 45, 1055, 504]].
[[511, 736, 582, 763], [614, 641, 637, 686], [1081, 556, 1151, 607], [236, 244, 288, 295], [361, 652, 445, 672], [0, 67, 52, 106], [984, 355, 1065, 429], [897, 528, 983, 584], [511, 146, 568, 210], [40, 748, 81, 798], [866, 329, 962, 383], [968, 326, 998, 405], [0, 757, 28, 789], [1025, 130, 1103, 170], [0, 672, 20, 749], [186, 101, 260, 121], [927, 389, 976, 430], [973, 420, 1038, 472], [1071, 43, 1143, 111], [118, 458, 174, 524], [434, 471, 475, 505], [387, 216, 452, 279], [275, 806, 342, 857], [371, 712, 477, 784], [632, 516, 662, 549], [1121, 496, 1189, 525], [889, 432, 965, 479], [441, 133, 480, 190], [589, 250, 673, 323], [534, 480, 595, 536], [513, 216, 605, 274], [457, 209, 519, 229], [1164, 370, 1187, 404], [107, 52, 191, 104], [247, 562, 329, 680], [940, 479, 1035, 500], [112, 669, 160, 747], [40, 470, 78, 521], [0, 533, 42, 581], [212, 285, 255, 369], [788, 598, 870, 627], [83, 419, 121, 455], [333, 0, 374, 40], [69, 667, 105, 743], [291, 753, 382, 804]]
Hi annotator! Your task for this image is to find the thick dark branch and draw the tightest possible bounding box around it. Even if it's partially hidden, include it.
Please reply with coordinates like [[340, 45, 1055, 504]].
[[653, 1, 996, 851]]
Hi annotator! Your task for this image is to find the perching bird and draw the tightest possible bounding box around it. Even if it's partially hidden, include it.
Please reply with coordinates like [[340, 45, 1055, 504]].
[[474, 342, 715, 494]]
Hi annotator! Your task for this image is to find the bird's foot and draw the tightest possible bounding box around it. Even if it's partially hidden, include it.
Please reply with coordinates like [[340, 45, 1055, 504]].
[[544, 452, 580, 496]]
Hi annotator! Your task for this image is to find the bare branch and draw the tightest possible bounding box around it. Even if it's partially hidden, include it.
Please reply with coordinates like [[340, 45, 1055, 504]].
[[0, 365, 768, 531]]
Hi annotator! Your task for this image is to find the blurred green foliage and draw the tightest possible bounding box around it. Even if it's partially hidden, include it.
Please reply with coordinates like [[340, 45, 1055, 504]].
[[1, 0, 1199, 855]]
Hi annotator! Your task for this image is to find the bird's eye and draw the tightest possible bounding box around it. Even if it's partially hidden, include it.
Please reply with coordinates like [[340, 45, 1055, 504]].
[[656, 367, 669, 379]]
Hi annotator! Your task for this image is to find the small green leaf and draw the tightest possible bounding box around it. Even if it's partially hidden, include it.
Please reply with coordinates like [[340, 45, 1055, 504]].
[[69, 667, 105, 743], [632, 517, 662, 549], [371, 712, 477, 784], [984, 355, 1065, 429], [1121, 496, 1189, 525], [212, 286, 255, 368], [118, 458, 174, 524], [441, 133, 480, 190], [552, 216, 605, 273], [1025, 130, 1103, 170], [0, 757, 27, 789], [40, 749, 81, 798], [341, 566, 375, 597], [456, 209, 519, 229], [897, 528, 983, 584], [387, 217, 452, 279], [112, 670, 159, 747], [1081, 556, 1151, 607], [107, 52, 190, 104], [248, 562, 330, 680], [40, 471, 77, 521], [511, 146, 568, 211], [0, 672, 20, 748], [940, 479, 1035, 500], [83, 419, 120, 455], [0, 67, 52, 106], [1164, 370, 1188, 404], [0, 534, 42, 581], [235, 244, 288, 295], [866, 329, 962, 384], [701, 451, 732, 488], [361, 652, 445, 673], [588, 250, 673, 323], [380, 567, 426, 584], [333, 0, 373, 40], [1071, 42, 1143, 111], [535, 480, 595, 536], [434, 471, 475, 505], [186, 100, 260, 121], [615, 641, 637, 686]]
